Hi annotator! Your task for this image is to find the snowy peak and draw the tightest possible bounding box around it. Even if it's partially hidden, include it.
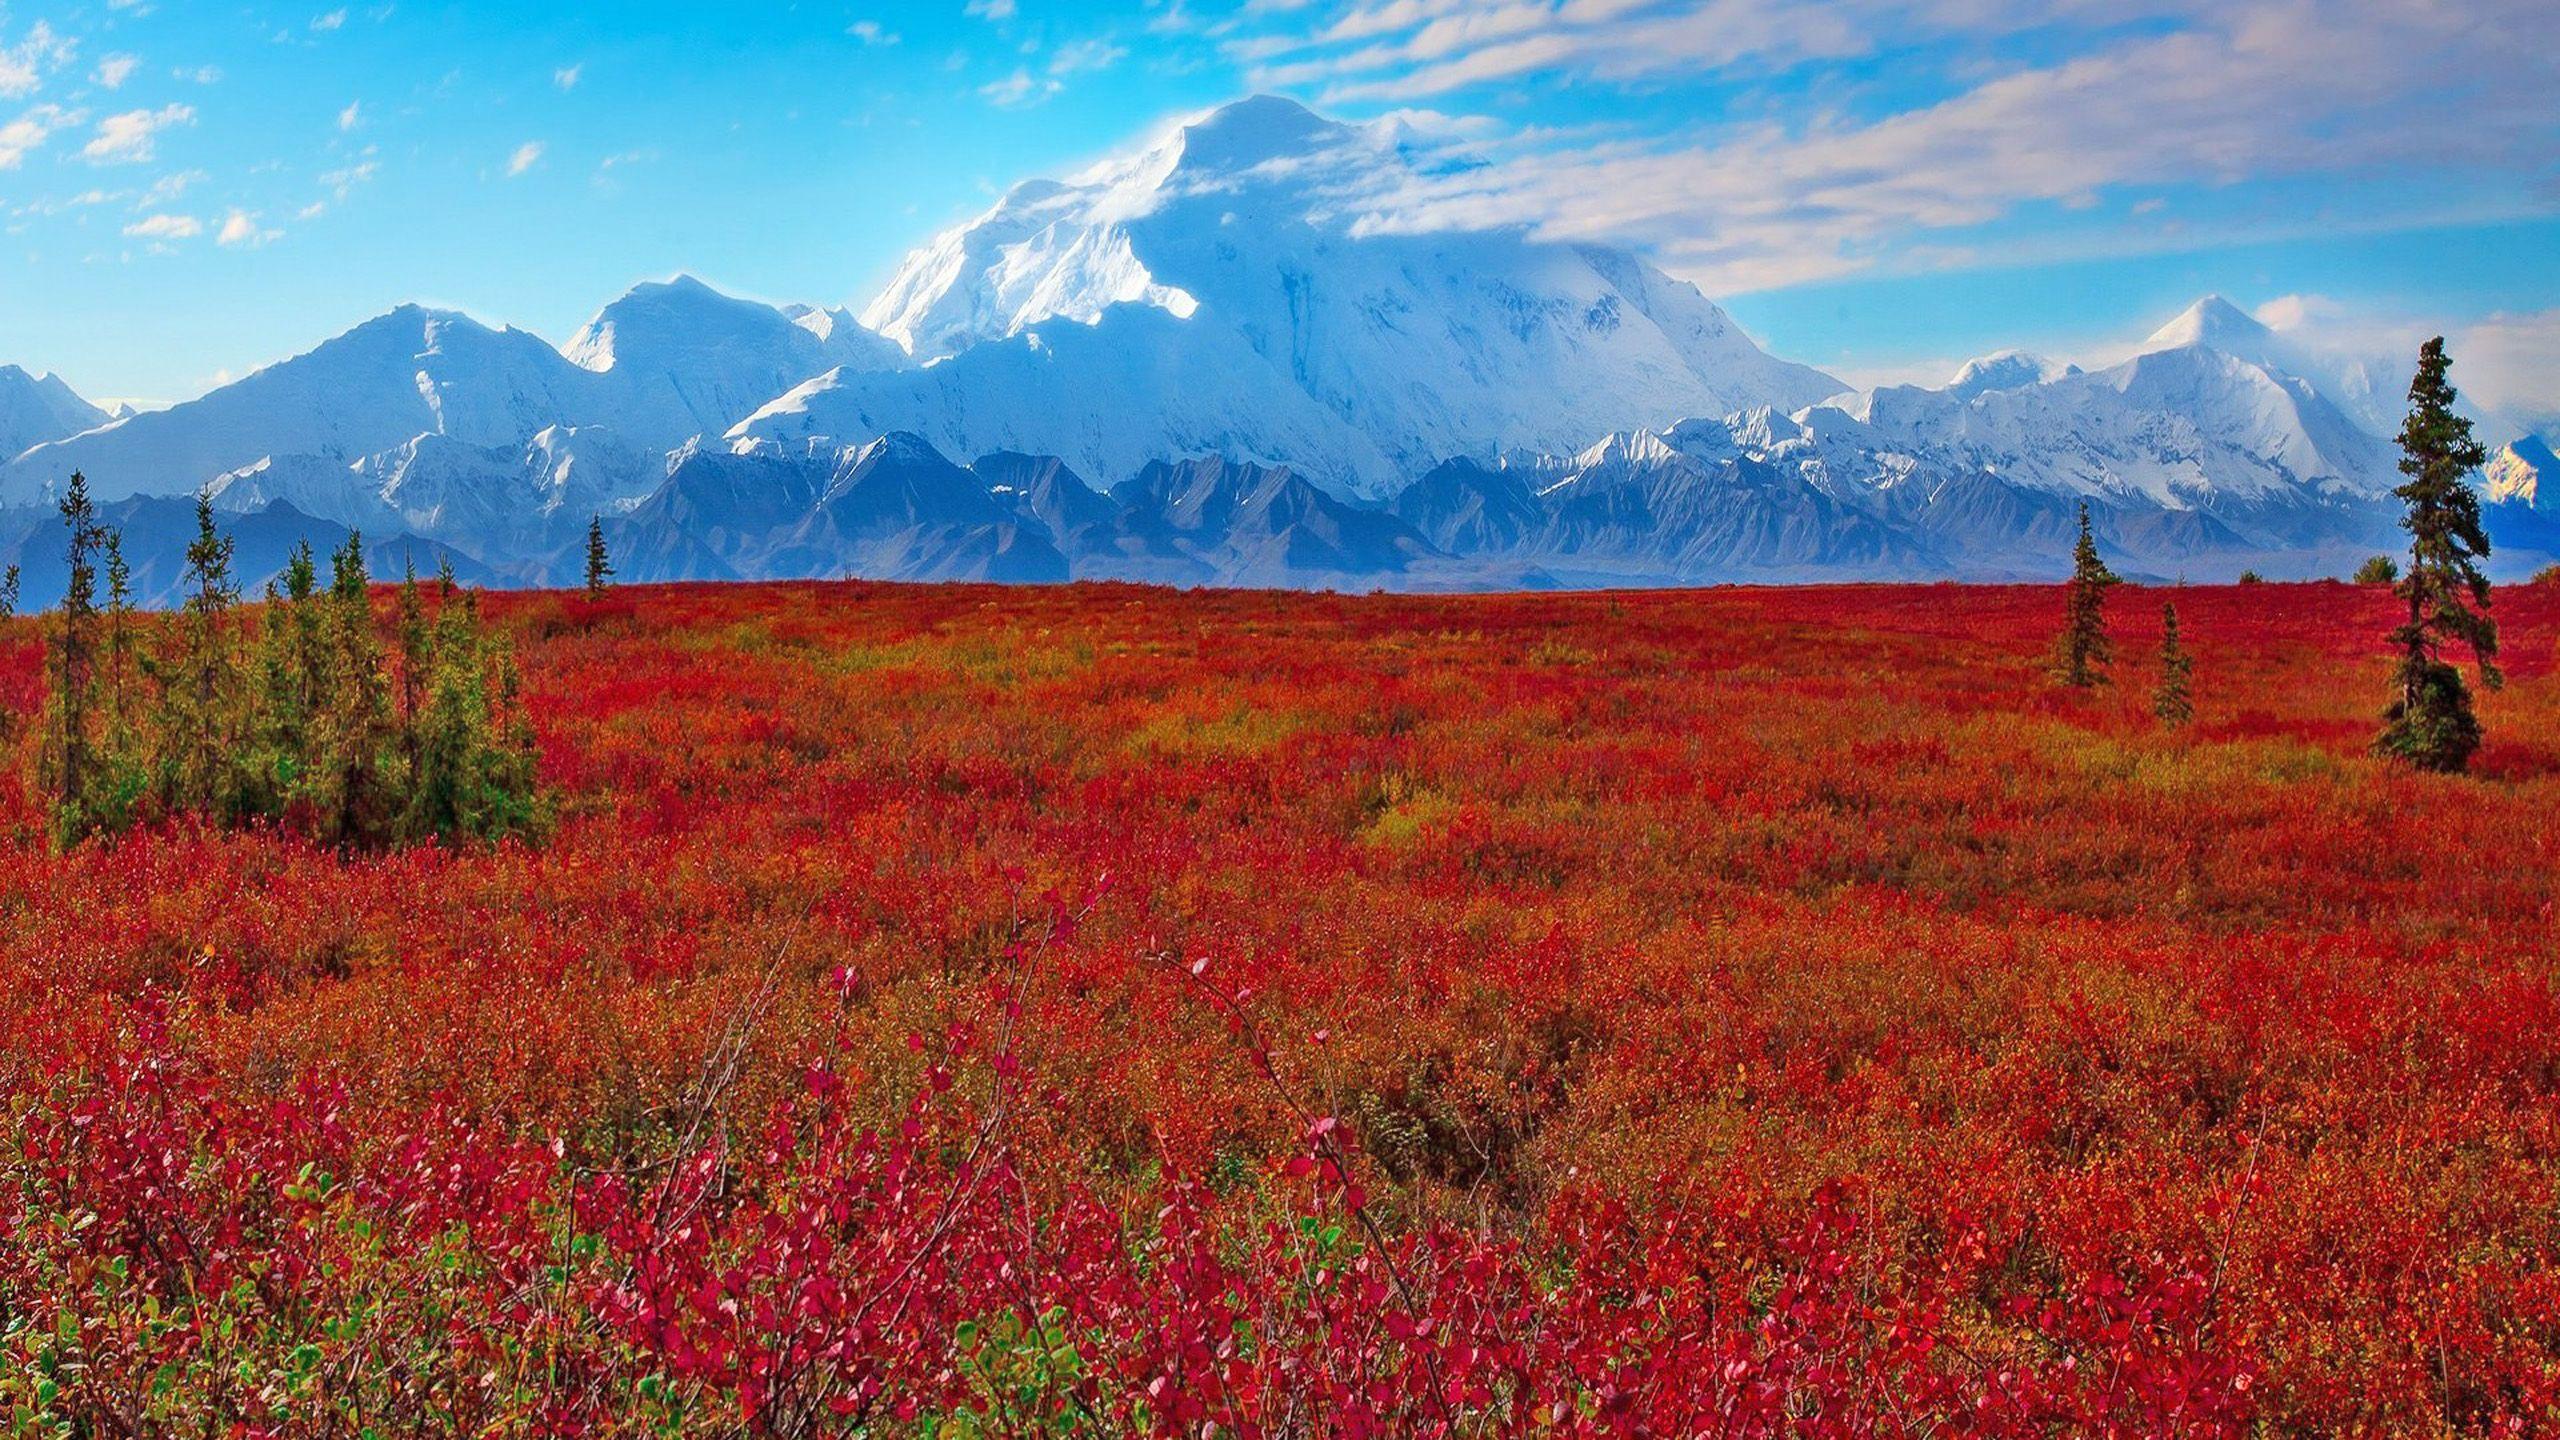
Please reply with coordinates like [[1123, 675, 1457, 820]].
[[1162, 93, 1350, 177], [564, 274, 747, 372], [2145, 295, 2278, 359], [845, 95, 1841, 497], [2488, 436, 2554, 510], [1, 304, 599, 504], [0, 365, 112, 460], [1946, 351, 2080, 399]]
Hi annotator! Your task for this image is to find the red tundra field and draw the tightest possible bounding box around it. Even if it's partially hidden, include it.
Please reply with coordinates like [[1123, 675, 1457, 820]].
[[3, 578, 2558, 1437]]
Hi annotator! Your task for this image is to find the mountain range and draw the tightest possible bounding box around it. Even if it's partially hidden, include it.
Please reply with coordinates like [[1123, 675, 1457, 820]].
[[1, 96, 2551, 604]]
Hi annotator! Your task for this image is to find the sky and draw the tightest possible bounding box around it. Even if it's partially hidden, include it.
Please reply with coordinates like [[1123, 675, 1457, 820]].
[[0, 0, 2554, 424]]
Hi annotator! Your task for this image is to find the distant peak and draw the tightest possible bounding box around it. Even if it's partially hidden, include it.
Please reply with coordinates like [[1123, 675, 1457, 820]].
[[1946, 350, 2079, 398], [2146, 294, 2273, 353], [1172, 93, 1348, 173]]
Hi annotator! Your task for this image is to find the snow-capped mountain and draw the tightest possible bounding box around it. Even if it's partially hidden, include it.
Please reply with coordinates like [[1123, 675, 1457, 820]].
[[788, 95, 1843, 498], [564, 275, 905, 451], [0, 306, 603, 506], [0, 366, 111, 462], [1944, 351, 2081, 400], [1, 282, 906, 508], [0, 94, 2540, 594], [2488, 436, 2553, 511]]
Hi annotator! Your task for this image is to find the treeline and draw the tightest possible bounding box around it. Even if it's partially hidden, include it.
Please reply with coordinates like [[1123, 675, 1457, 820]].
[[18, 473, 548, 851]]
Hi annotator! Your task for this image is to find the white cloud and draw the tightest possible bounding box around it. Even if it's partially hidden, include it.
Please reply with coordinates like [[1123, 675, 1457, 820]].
[[977, 67, 1060, 107], [554, 63, 582, 90], [505, 140, 545, 176], [337, 100, 362, 131], [0, 21, 77, 99], [1302, 0, 2560, 296], [93, 54, 141, 90], [174, 65, 223, 85], [123, 212, 201, 239], [311, 10, 349, 32], [0, 104, 75, 168], [216, 208, 280, 246], [1049, 38, 1128, 75], [83, 104, 194, 165], [849, 20, 901, 45], [320, 155, 378, 196], [965, 0, 1019, 19], [139, 168, 206, 204], [2453, 311, 2560, 436]]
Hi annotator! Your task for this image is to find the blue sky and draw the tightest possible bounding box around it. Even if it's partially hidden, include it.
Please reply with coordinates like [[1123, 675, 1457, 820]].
[[1, 0, 2555, 420]]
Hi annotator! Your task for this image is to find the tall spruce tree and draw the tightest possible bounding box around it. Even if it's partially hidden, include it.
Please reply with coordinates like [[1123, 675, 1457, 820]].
[[313, 532, 397, 846], [154, 494, 246, 819], [2053, 501, 2120, 688], [94, 528, 146, 827], [38, 472, 104, 845], [2154, 602, 2194, 726], [0, 563, 19, 620], [2376, 337, 2499, 774], [584, 515, 613, 600]]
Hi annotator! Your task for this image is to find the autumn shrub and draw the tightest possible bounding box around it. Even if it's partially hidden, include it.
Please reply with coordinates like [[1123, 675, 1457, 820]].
[[0, 576, 2555, 1434]]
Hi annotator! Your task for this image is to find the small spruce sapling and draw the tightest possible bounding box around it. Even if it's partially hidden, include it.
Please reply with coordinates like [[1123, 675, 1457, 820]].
[[2154, 602, 2194, 726]]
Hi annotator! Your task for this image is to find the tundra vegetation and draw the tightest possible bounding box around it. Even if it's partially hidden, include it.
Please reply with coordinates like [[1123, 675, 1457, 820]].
[[0, 556, 2556, 1434]]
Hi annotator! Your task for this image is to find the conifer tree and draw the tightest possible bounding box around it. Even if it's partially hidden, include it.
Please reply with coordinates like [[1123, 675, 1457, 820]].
[[2053, 501, 2120, 688], [0, 563, 18, 620], [394, 557, 431, 751], [313, 532, 396, 845], [584, 515, 613, 600], [2154, 602, 2194, 726], [154, 494, 246, 819], [38, 472, 104, 844], [93, 528, 147, 826], [2377, 338, 2500, 774]]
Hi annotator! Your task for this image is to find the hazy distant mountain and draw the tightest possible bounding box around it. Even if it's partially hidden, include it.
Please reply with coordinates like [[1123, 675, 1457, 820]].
[[0, 366, 110, 463]]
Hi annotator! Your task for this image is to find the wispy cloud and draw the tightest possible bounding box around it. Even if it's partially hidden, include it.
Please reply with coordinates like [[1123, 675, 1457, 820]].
[[83, 104, 195, 165], [123, 212, 201, 239], [1271, 0, 2560, 295], [216, 208, 280, 246], [978, 67, 1060, 107], [1049, 38, 1129, 76], [93, 54, 141, 91], [849, 20, 901, 46], [0, 20, 77, 99], [337, 100, 362, 131], [553, 63, 582, 91], [139, 168, 206, 204], [964, 0, 1019, 20], [505, 140, 545, 176], [0, 104, 76, 168], [311, 10, 349, 33]]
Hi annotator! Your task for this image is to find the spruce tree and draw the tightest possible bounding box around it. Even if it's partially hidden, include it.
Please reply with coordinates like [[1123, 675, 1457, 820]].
[[151, 494, 247, 821], [94, 528, 146, 828], [584, 515, 613, 600], [2154, 602, 2194, 726], [313, 533, 396, 845], [2053, 501, 2120, 688], [0, 563, 19, 620], [38, 473, 105, 845], [2377, 338, 2499, 774]]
